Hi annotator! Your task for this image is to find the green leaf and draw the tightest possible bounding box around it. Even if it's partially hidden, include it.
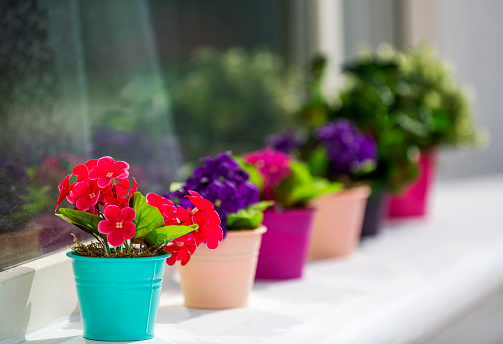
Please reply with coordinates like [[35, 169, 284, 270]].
[[143, 225, 197, 248], [129, 192, 165, 239], [276, 161, 343, 208], [57, 208, 103, 236], [247, 200, 275, 212], [308, 146, 330, 177], [226, 202, 273, 230]]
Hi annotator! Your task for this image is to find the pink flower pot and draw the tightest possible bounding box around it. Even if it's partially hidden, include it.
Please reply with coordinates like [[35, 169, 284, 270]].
[[255, 208, 315, 280], [309, 185, 370, 259], [388, 151, 436, 218], [178, 226, 266, 309]]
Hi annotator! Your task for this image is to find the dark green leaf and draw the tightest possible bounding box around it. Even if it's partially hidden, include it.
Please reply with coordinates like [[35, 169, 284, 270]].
[[57, 208, 103, 236]]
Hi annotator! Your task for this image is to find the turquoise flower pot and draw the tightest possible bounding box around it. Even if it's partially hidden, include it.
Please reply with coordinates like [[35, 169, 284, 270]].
[[67, 251, 169, 341]]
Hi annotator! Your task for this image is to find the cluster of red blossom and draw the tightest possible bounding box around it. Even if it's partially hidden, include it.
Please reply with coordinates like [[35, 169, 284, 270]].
[[55, 156, 222, 264]]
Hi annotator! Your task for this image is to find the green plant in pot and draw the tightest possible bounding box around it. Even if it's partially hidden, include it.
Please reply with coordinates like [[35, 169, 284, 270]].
[[239, 148, 342, 279], [55, 156, 223, 340], [343, 44, 486, 218], [168, 151, 272, 309]]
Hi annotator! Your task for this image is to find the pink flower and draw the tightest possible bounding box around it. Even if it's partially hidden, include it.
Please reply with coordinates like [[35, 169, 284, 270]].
[[72, 159, 98, 182], [88, 156, 129, 188], [98, 206, 136, 247], [55, 174, 72, 211], [71, 180, 100, 211], [244, 148, 292, 200]]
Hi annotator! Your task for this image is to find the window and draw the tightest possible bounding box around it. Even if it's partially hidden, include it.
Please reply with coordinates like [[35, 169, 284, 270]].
[[0, 0, 329, 270]]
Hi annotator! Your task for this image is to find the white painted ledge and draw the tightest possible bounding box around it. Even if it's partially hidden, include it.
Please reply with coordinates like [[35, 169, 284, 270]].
[[3, 175, 503, 344]]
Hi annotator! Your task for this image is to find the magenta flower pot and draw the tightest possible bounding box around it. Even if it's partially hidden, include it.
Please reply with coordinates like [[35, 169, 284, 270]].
[[388, 151, 436, 219], [255, 208, 314, 280]]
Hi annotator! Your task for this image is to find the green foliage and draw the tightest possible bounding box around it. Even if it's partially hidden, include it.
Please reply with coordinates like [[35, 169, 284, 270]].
[[144, 224, 198, 248], [129, 192, 165, 241], [275, 161, 343, 208], [56, 208, 104, 238], [226, 201, 274, 230], [168, 48, 300, 162], [344, 44, 483, 149], [241, 158, 342, 209]]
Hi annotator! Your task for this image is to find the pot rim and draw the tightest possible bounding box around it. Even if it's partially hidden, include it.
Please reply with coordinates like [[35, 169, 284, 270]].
[[264, 207, 315, 214], [66, 250, 170, 262], [330, 185, 371, 199], [226, 225, 267, 237]]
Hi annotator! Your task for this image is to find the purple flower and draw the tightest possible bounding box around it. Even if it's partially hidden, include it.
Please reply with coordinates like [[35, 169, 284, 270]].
[[169, 152, 259, 236], [266, 131, 305, 154], [316, 119, 377, 176]]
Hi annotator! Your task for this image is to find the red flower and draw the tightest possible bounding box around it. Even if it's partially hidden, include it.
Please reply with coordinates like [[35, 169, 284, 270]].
[[164, 236, 197, 266], [186, 190, 216, 212], [146, 191, 223, 266], [88, 156, 129, 188], [102, 178, 138, 208], [71, 180, 100, 211], [55, 174, 72, 211], [98, 205, 136, 247], [72, 159, 98, 182], [146, 192, 178, 219]]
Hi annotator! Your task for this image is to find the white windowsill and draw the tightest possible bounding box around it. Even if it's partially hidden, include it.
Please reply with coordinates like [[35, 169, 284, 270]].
[[2, 175, 503, 343]]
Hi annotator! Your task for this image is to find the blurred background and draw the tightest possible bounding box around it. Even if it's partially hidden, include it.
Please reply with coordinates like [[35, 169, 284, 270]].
[[0, 0, 501, 270]]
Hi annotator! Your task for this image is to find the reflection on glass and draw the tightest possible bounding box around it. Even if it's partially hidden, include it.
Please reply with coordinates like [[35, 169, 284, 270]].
[[0, 0, 296, 270]]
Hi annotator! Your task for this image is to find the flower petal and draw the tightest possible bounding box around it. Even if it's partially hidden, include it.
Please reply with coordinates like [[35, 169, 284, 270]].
[[76, 197, 93, 211], [107, 229, 124, 247], [121, 222, 136, 240], [98, 220, 115, 234], [104, 205, 121, 221], [121, 207, 136, 222], [186, 190, 215, 212], [206, 236, 219, 249], [72, 164, 88, 177], [72, 181, 89, 198], [114, 161, 129, 170], [97, 177, 112, 188], [97, 156, 114, 169], [178, 249, 191, 266]]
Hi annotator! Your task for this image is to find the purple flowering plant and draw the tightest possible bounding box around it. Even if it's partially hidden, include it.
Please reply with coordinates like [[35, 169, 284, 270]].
[[266, 131, 306, 155], [169, 152, 273, 236], [313, 118, 377, 180]]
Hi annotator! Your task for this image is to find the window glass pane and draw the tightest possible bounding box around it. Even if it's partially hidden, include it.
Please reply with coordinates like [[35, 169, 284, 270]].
[[0, 0, 297, 270]]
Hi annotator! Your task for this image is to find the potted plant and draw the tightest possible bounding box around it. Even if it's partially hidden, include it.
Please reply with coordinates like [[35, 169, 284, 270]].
[[241, 148, 342, 279], [342, 44, 484, 219], [331, 55, 421, 235], [55, 156, 222, 341], [169, 151, 270, 309], [306, 118, 376, 258]]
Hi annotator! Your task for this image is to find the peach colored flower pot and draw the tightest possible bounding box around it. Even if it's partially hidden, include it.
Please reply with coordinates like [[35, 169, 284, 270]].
[[309, 185, 370, 259], [178, 226, 266, 309]]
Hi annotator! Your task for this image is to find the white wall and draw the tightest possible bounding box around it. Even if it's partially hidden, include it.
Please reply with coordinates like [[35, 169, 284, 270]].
[[435, 0, 503, 179]]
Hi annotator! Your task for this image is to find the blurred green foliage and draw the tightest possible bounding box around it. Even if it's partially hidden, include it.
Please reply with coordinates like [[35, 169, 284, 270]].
[[167, 48, 300, 163], [298, 44, 484, 194], [345, 44, 482, 149]]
